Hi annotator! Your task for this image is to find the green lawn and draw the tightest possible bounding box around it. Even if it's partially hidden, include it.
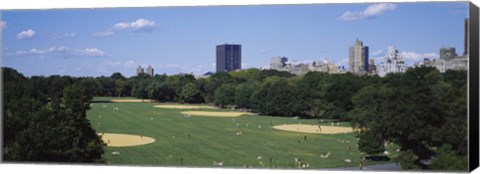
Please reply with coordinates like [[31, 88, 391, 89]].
[[87, 97, 398, 168]]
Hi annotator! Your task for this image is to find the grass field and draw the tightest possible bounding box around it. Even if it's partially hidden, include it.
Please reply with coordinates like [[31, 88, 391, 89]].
[[87, 97, 399, 169]]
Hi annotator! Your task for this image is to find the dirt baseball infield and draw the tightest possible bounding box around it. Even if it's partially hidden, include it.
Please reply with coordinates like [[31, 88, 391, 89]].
[[273, 124, 354, 134], [98, 133, 155, 147], [180, 111, 254, 117], [154, 105, 217, 109], [111, 99, 155, 103]]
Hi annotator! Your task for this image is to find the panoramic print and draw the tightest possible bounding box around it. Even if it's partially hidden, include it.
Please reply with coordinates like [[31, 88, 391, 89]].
[[2, 2, 470, 171]]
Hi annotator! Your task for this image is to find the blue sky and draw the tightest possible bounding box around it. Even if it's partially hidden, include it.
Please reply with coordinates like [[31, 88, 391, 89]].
[[1, 2, 469, 77]]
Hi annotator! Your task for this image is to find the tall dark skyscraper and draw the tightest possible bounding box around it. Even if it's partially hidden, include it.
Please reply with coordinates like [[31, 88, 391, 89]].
[[216, 44, 242, 72], [464, 18, 469, 56]]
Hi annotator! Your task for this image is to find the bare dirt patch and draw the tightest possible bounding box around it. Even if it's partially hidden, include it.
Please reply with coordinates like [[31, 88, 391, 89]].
[[180, 111, 254, 117], [98, 133, 155, 147], [273, 124, 354, 134], [154, 105, 217, 109], [111, 99, 155, 103]]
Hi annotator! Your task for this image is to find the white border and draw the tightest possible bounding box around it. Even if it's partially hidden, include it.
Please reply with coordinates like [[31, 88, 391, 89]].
[[0, 0, 462, 10]]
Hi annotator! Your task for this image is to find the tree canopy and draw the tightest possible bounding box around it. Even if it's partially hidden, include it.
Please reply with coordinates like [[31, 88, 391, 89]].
[[3, 67, 104, 162], [349, 67, 467, 170], [3, 66, 467, 170]]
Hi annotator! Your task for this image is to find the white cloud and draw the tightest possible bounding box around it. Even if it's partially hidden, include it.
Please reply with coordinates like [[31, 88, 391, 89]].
[[93, 18, 158, 37], [17, 29, 36, 40], [93, 31, 115, 37], [11, 46, 109, 58], [113, 18, 158, 32], [83, 48, 107, 57], [260, 49, 269, 53], [50, 32, 76, 39], [0, 21, 6, 30], [339, 3, 397, 21], [400, 51, 437, 62]]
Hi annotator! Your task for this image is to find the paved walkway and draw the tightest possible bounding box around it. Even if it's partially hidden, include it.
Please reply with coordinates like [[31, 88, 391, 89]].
[[326, 163, 403, 171]]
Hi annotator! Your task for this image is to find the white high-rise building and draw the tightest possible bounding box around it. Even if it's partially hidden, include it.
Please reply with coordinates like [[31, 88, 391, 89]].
[[136, 66, 144, 76], [378, 46, 407, 77], [146, 65, 154, 76]]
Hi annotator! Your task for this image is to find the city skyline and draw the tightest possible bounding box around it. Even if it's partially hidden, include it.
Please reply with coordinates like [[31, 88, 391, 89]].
[[1, 2, 469, 77]]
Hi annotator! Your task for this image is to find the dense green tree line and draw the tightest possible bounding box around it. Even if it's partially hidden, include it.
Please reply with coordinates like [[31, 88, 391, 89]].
[[3, 66, 467, 170], [349, 67, 467, 170], [3, 67, 104, 162]]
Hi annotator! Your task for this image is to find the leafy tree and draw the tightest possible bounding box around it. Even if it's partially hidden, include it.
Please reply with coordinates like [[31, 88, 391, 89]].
[[210, 72, 236, 88], [357, 131, 385, 155], [350, 67, 467, 170], [321, 73, 367, 120], [395, 150, 421, 170], [251, 76, 280, 114], [3, 67, 104, 162], [131, 73, 151, 81], [234, 82, 257, 109], [214, 83, 236, 107], [166, 74, 196, 100], [40, 75, 74, 98], [147, 81, 175, 102], [196, 78, 215, 103], [115, 79, 127, 97], [442, 70, 467, 88], [132, 79, 152, 100], [110, 72, 126, 81], [297, 72, 330, 117], [229, 68, 262, 82], [180, 82, 203, 103], [251, 76, 303, 116], [78, 78, 101, 98], [3, 68, 40, 157], [429, 145, 468, 171], [61, 85, 105, 161], [96, 76, 115, 96], [258, 69, 294, 80]]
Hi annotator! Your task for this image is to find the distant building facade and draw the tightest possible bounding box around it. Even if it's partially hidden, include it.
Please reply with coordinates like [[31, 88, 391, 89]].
[[349, 38, 369, 74], [196, 71, 214, 79], [368, 59, 377, 75], [269, 56, 342, 75], [146, 65, 154, 76], [414, 52, 468, 73], [439, 47, 457, 61], [414, 18, 469, 72], [310, 58, 339, 74], [136, 66, 144, 76], [378, 46, 407, 77], [136, 65, 155, 76], [270, 56, 288, 69], [216, 44, 242, 72]]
